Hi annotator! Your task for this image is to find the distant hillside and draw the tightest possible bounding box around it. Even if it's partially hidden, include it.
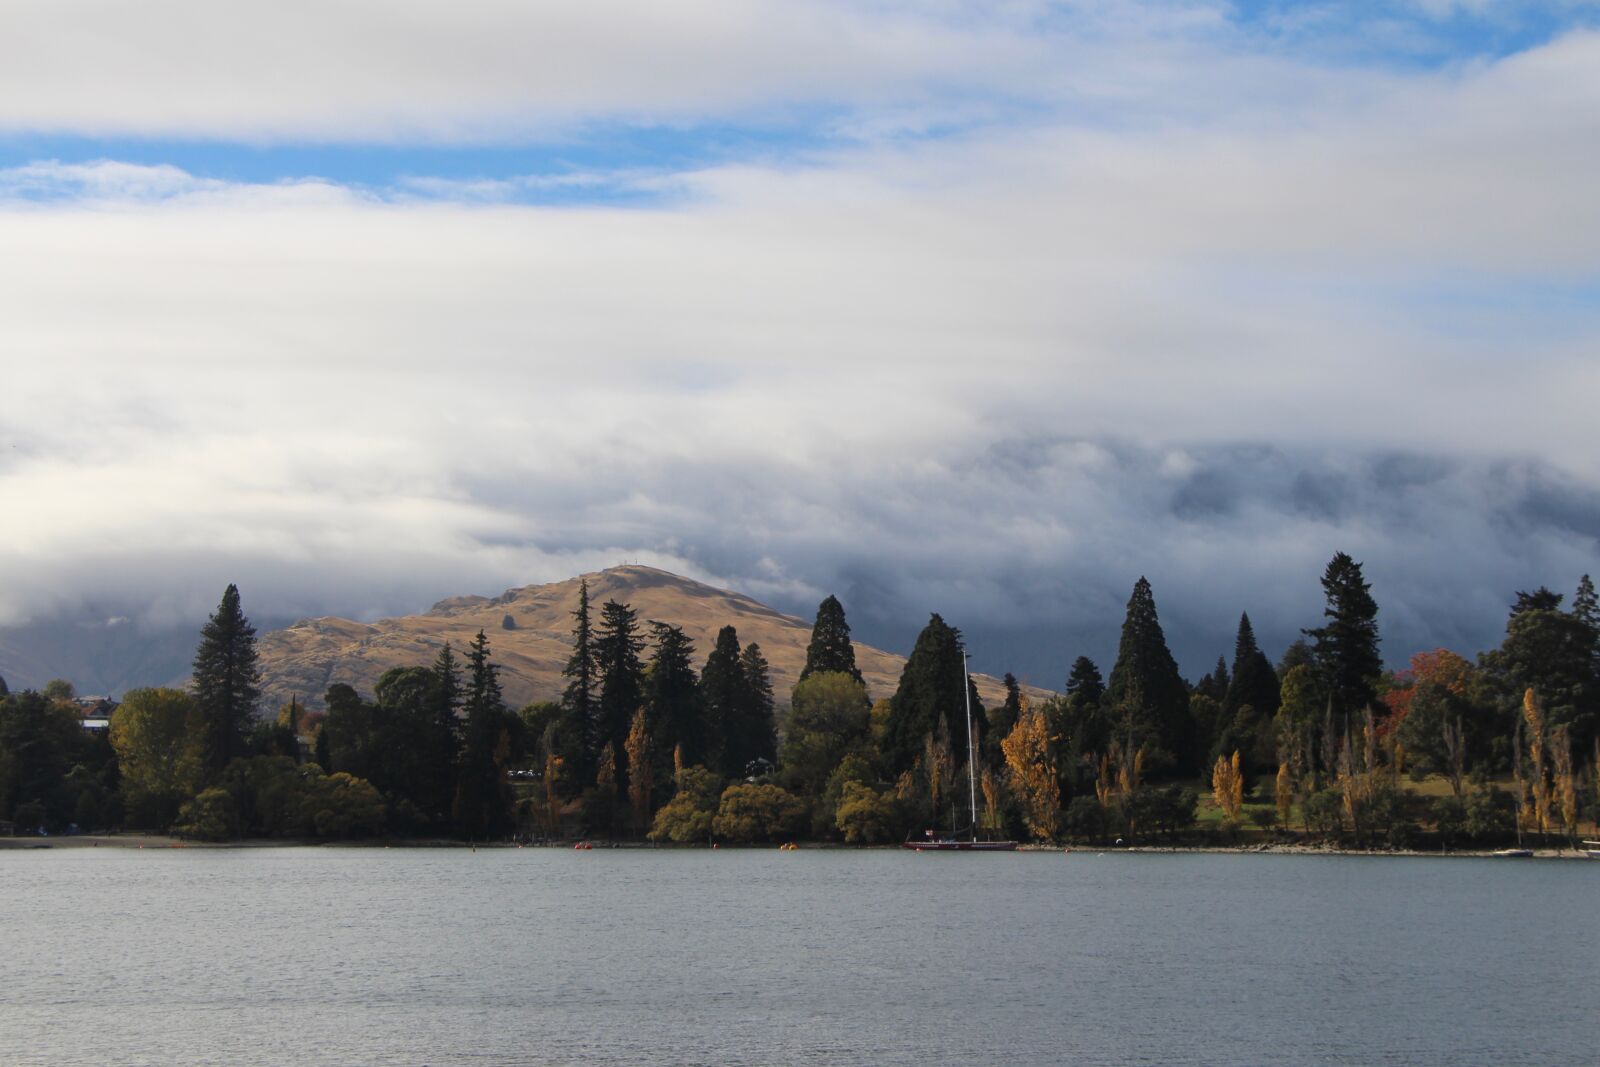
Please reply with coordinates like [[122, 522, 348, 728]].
[[258, 565, 1039, 711]]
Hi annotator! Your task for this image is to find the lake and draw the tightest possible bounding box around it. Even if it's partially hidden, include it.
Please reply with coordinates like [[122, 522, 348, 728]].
[[2, 847, 1592, 1066]]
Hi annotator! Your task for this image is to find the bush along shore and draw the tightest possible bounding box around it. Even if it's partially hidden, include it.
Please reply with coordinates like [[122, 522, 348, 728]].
[[3, 557, 1598, 851]]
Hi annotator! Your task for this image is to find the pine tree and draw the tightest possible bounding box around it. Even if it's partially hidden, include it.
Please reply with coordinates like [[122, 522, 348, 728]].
[[800, 595, 864, 687], [1303, 553, 1382, 717], [990, 673, 1023, 740], [645, 622, 701, 769], [700, 625, 750, 777], [560, 579, 599, 783], [454, 630, 512, 838], [594, 599, 644, 794], [1572, 575, 1599, 630], [884, 614, 984, 776], [430, 642, 463, 743], [1195, 656, 1229, 702], [732, 641, 778, 775], [1062, 655, 1109, 760], [191, 583, 260, 780], [1107, 578, 1193, 772], [1065, 656, 1105, 705], [1224, 612, 1281, 719]]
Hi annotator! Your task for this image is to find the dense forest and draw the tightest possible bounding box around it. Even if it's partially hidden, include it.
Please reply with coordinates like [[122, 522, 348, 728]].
[[2, 554, 1597, 848]]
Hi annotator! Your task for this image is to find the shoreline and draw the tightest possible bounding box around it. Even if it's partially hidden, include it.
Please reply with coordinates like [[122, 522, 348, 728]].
[[4, 833, 1595, 859]]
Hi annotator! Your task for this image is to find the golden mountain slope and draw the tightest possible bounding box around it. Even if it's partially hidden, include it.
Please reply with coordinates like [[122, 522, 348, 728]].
[[258, 565, 1031, 712]]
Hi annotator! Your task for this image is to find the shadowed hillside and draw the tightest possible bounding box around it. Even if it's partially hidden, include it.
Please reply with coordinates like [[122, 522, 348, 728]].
[[258, 565, 1033, 711]]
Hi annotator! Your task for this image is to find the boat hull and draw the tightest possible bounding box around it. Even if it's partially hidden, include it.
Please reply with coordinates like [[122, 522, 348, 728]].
[[902, 840, 1018, 852]]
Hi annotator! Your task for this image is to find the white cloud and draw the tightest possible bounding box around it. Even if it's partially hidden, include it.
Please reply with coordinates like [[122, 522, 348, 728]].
[[2, 13, 1598, 679]]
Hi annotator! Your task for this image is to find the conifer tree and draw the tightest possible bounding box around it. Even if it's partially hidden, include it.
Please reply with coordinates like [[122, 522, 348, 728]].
[[1107, 578, 1192, 772], [884, 614, 984, 775], [1303, 553, 1382, 717], [191, 583, 260, 780], [594, 599, 644, 793], [1065, 656, 1105, 705], [560, 579, 599, 783], [1572, 574, 1599, 631], [1062, 655, 1109, 759], [990, 673, 1023, 739], [732, 641, 778, 774], [1195, 656, 1229, 702], [454, 630, 512, 838], [430, 642, 463, 743], [700, 625, 750, 777], [1224, 612, 1281, 719], [645, 622, 701, 769], [800, 595, 864, 686]]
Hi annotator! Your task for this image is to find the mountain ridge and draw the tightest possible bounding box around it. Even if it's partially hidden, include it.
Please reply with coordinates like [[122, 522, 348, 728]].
[[257, 565, 1035, 712]]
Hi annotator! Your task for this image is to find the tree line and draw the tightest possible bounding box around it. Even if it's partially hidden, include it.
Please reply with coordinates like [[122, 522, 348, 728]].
[[2, 555, 1597, 847]]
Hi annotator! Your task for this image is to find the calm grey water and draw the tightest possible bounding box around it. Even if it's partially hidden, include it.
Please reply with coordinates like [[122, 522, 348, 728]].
[[2, 847, 1593, 1066]]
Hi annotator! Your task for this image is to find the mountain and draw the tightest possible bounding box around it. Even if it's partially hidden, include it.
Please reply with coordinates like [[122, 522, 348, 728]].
[[257, 565, 1036, 711]]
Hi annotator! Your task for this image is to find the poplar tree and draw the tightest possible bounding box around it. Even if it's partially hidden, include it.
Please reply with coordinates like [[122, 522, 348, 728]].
[[1107, 578, 1192, 772], [594, 600, 644, 793], [1303, 552, 1382, 717], [800, 595, 864, 686], [191, 584, 260, 780]]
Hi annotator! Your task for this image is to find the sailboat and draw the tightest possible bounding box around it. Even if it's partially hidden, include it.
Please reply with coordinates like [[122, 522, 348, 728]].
[[902, 653, 1018, 852]]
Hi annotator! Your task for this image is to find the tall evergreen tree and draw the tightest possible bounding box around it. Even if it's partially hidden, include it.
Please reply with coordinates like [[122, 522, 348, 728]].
[[454, 630, 512, 838], [1573, 575, 1599, 636], [594, 599, 645, 792], [700, 625, 750, 777], [1065, 656, 1105, 705], [883, 614, 985, 776], [645, 622, 702, 770], [1486, 581, 1599, 752], [1302, 553, 1382, 717], [1107, 577, 1193, 771], [990, 673, 1023, 739], [430, 642, 463, 742], [1511, 587, 1563, 616], [1224, 612, 1281, 719], [1195, 656, 1229, 702], [730, 641, 778, 775], [560, 579, 599, 783], [191, 583, 260, 780], [1062, 655, 1108, 764], [800, 595, 864, 687]]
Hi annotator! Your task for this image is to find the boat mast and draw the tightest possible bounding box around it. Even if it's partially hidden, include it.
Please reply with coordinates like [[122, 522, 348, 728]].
[[963, 652, 978, 842]]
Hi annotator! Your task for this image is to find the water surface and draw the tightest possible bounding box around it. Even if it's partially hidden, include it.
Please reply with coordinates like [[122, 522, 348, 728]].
[[3, 848, 1592, 1066]]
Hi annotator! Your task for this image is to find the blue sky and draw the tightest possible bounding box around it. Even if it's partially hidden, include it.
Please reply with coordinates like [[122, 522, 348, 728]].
[[4, 2, 1592, 198], [2, 1, 1599, 688]]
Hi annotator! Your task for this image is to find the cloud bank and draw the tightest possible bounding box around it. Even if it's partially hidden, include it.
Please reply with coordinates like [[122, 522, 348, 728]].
[[2, 3, 1597, 685]]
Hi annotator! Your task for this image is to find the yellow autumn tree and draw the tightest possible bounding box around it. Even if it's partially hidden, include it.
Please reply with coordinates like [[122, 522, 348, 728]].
[[1550, 725, 1577, 843], [1522, 689, 1551, 834], [1002, 705, 1059, 840], [1212, 751, 1244, 822], [1274, 760, 1294, 827], [625, 707, 652, 834]]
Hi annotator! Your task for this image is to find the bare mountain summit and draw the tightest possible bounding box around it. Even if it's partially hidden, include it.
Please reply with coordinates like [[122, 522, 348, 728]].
[[258, 565, 1030, 712]]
